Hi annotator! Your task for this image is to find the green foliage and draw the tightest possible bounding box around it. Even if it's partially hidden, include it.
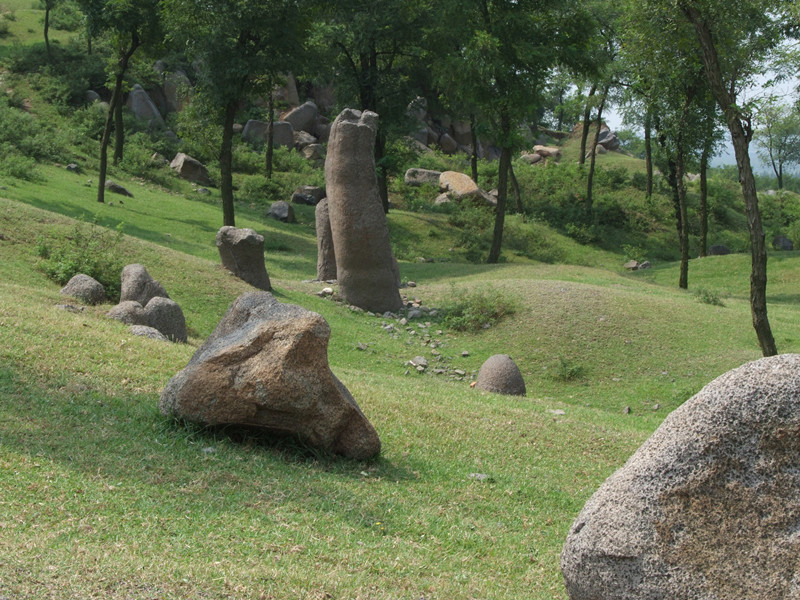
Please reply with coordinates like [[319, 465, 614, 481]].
[[693, 287, 726, 307], [551, 356, 586, 382], [440, 285, 517, 332], [36, 219, 125, 301], [43, 0, 83, 31], [237, 175, 284, 205], [0, 145, 44, 181]]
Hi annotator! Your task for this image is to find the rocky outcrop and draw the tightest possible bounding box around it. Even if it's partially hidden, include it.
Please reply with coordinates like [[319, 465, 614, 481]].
[[159, 292, 381, 459], [107, 296, 187, 343], [170, 153, 212, 186], [324, 109, 402, 313], [561, 354, 800, 600], [216, 226, 271, 291]]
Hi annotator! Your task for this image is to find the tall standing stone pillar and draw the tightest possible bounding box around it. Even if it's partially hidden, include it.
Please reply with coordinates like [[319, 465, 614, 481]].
[[324, 109, 402, 312]]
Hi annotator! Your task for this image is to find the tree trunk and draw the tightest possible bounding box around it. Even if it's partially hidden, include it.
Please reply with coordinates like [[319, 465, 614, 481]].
[[488, 146, 511, 263], [683, 5, 777, 356], [470, 115, 479, 184], [699, 142, 709, 257], [44, 6, 51, 60], [113, 95, 124, 165], [220, 100, 237, 227], [509, 162, 523, 214], [97, 72, 124, 204], [585, 87, 607, 216], [266, 85, 275, 179], [644, 109, 653, 198], [675, 157, 689, 290], [579, 84, 597, 165]]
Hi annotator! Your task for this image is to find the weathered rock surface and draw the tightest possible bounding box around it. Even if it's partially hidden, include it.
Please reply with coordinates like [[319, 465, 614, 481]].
[[216, 226, 271, 291], [130, 325, 168, 341], [292, 185, 325, 206], [241, 120, 294, 149], [105, 180, 133, 197], [324, 108, 402, 313], [474, 354, 526, 396], [267, 200, 296, 223], [315, 199, 337, 281], [170, 153, 212, 186], [126, 84, 166, 129], [561, 354, 800, 600], [283, 100, 318, 134], [404, 168, 441, 187], [120, 264, 169, 306], [159, 292, 381, 459], [60, 274, 106, 305], [439, 171, 495, 205], [107, 297, 186, 342], [107, 300, 147, 325]]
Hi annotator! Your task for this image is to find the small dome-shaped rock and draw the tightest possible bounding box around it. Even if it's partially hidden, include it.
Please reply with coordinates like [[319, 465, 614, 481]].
[[475, 354, 526, 396]]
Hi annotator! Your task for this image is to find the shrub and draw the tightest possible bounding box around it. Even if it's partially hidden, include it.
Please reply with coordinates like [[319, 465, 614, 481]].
[[441, 285, 517, 332], [0, 145, 44, 182], [551, 357, 585, 382], [694, 287, 725, 307], [36, 219, 125, 301], [238, 175, 284, 205]]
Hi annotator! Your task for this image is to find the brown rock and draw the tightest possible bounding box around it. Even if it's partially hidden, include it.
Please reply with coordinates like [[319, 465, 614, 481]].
[[159, 292, 381, 459], [216, 226, 271, 291], [474, 354, 526, 396]]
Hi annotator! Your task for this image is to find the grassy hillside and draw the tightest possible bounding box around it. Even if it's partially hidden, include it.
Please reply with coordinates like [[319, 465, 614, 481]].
[[2, 10, 800, 598]]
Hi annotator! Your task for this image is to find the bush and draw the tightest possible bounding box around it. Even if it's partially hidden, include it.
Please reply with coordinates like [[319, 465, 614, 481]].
[[694, 287, 726, 307], [0, 145, 44, 181], [441, 285, 517, 332], [36, 219, 125, 302], [551, 357, 585, 382], [238, 175, 284, 205]]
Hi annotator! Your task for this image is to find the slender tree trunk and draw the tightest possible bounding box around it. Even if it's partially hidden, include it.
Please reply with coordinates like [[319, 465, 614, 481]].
[[556, 87, 565, 132], [44, 6, 51, 61], [676, 156, 689, 289], [266, 83, 275, 179], [113, 96, 124, 165], [644, 109, 653, 198], [683, 5, 777, 356], [777, 165, 783, 190], [220, 100, 237, 227], [699, 142, 709, 257], [470, 115, 479, 184], [579, 84, 597, 165], [585, 87, 608, 216], [509, 162, 523, 214], [488, 146, 511, 263]]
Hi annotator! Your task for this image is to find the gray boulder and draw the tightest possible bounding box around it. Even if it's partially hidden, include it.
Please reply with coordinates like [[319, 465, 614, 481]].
[[474, 354, 526, 396], [170, 153, 212, 186], [561, 354, 800, 600], [283, 100, 318, 134], [404, 168, 441, 187], [106, 300, 147, 326], [126, 84, 166, 129], [267, 201, 296, 223], [144, 296, 187, 343], [242, 119, 294, 149], [130, 325, 169, 342], [325, 109, 402, 313], [120, 264, 169, 306], [315, 199, 337, 282], [162, 70, 191, 114], [292, 185, 326, 206], [159, 292, 381, 459], [294, 130, 317, 150], [301, 143, 326, 162], [60, 274, 106, 305], [105, 180, 133, 197], [216, 226, 271, 291], [708, 244, 731, 256]]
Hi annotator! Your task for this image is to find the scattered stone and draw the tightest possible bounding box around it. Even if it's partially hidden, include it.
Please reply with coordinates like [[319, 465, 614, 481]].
[[120, 264, 169, 306], [623, 260, 639, 270], [315, 199, 337, 282], [469, 473, 490, 482], [66, 163, 80, 173], [56, 303, 86, 313], [325, 109, 402, 313], [623, 406, 631, 414], [317, 287, 334, 297], [130, 325, 168, 341], [562, 354, 800, 600], [638, 261, 651, 269], [357, 342, 368, 351], [461, 351, 470, 357], [159, 292, 381, 459], [474, 354, 526, 396], [267, 200, 296, 223], [105, 180, 134, 197], [283, 100, 318, 134], [301, 143, 326, 162], [409, 356, 428, 369], [407, 281, 417, 288], [60, 274, 106, 305], [107, 300, 147, 326], [170, 153, 212, 186], [548, 409, 566, 416], [216, 226, 272, 291]]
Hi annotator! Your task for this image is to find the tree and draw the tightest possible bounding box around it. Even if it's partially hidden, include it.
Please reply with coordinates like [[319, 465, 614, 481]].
[[85, 0, 161, 204], [437, 0, 592, 264], [163, 0, 306, 227], [676, 0, 790, 357], [43, 0, 60, 60], [755, 99, 800, 190], [315, 0, 434, 213]]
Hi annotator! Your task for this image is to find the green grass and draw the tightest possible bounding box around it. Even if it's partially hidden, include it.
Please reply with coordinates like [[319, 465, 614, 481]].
[[3, 177, 799, 598]]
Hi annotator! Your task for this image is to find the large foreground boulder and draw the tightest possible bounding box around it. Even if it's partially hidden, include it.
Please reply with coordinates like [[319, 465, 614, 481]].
[[325, 108, 402, 313], [561, 354, 800, 600], [216, 226, 271, 291], [159, 292, 381, 459]]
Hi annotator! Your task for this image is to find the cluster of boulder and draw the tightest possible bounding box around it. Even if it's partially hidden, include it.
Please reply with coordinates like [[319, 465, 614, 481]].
[[404, 168, 496, 207], [241, 100, 327, 165], [106, 264, 187, 342]]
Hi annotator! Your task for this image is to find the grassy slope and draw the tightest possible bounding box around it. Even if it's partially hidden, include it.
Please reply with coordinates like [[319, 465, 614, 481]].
[[2, 167, 800, 598]]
